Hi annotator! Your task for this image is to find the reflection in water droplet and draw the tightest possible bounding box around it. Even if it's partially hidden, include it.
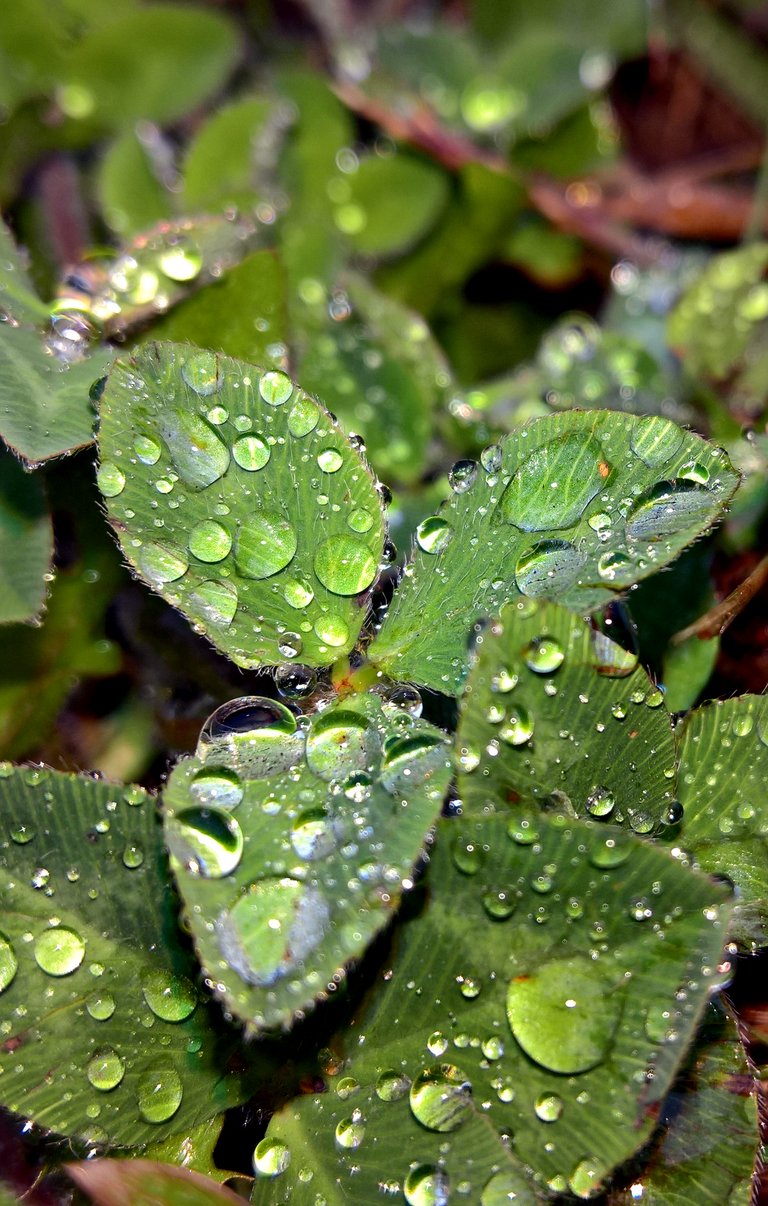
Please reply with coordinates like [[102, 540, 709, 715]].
[[181, 350, 220, 395], [291, 809, 339, 861], [515, 540, 584, 597], [141, 969, 197, 1022], [507, 956, 619, 1073], [348, 507, 374, 533], [313, 534, 377, 595], [188, 520, 232, 563], [233, 434, 270, 471], [0, 934, 17, 993], [448, 460, 478, 493], [335, 1111, 366, 1149], [306, 710, 376, 781], [283, 578, 315, 609], [286, 395, 320, 437], [259, 371, 293, 406], [34, 926, 85, 976], [138, 541, 189, 584], [134, 434, 162, 465], [253, 1137, 291, 1177], [534, 1093, 564, 1122], [314, 614, 349, 647], [190, 766, 244, 809], [585, 786, 615, 818], [216, 878, 329, 987], [381, 731, 447, 794], [629, 417, 684, 469], [376, 1069, 410, 1102], [137, 1063, 183, 1123], [404, 1164, 450, 1206], [500, 704, 534, 746], [502, 434, 607, 531], [235, 512, 297, 579], [626, 480, 713, 541], [158, 409, 229, 488], [97, 463, 125, 498], [190, 579, 238, 626], [87, 1048, 125, 1091], [416, 516, 452, 554], [523, 636, 564, 674], [86, 991, 116, 1021], [410, 1064, 472, 1132], [317, 448, 344, 473], [166, 806, 244, 878]]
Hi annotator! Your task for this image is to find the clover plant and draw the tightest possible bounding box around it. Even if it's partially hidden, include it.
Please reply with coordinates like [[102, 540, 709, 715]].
[[0, 3, 766, 1204]]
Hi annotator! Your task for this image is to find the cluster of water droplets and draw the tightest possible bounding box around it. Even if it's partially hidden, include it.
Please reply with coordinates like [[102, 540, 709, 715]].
[[97, 348, 387, 665]]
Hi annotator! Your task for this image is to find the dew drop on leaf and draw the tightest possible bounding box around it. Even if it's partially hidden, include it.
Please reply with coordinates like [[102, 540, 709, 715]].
[[416, 515, 452, 554], [515, 540, 584, 597], [253, 1137, 291, 1177], [165, 806, 244, 878], [158, 409, 229, 488], [626, 480, 714, 541], [313, 534, 377, 595], [188, 519, 232, 563], [34, 926, 85, 976], [189, 579, 238, 626], [404, 1164, 450, 1206], [259, 370, 293, 406], [507, 956, 619, 1074], [232, 434, 270, 471], [215, 877, 329, 987], [136, 1063, 183, 1123], [409, 1064, 473, 1132], [481, 1169, 537, 1205], [523, 635, 565, 674], [141, 969, 198, 1022], [189, 767, 244, 809], [235, 512, 297, 579], [180, 350, 221, 396], [86, 1048, 125, 1091], [138, 541, 189, 584], [96, 462, 125, 498]]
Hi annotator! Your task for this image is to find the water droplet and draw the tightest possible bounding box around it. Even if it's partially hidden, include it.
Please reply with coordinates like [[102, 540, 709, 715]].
[[452, 834, 485, 875], [233, 435, 270, 471], [404, 1164, 450, 1206], [629, 417, 684, 469], [283, 578, 314, 609], [34, 926, 85, 976], [516, 540, 584, 597], [274, 664, 317, 698], [481, 1169, 536, 1205], [306, 710, 376, 780], [626, 480, 714, 541], [507, 813, 540, 845], [122, 842, 144, 869], [534, 1093, 564, 1122], [589, 832, 633, 868], [381, 731, 447, 793], [158, 409, 229, 489], [253, 1137, 291, 1177], [597, 550, 634, 583], [259, 371, 293, 406], [134, 434, 162, 465], [180, 350, 220, 396], [449, 460, 478, 493], [235, 513, 297, 578], [481, 1035, 504, 1060], [215, 877, 329, 987], [190, 579, 238, 626], [188, 520, 232, 563], [137, 1063, 183, 1123], [335, 1111, 366, 1149], [141, 969, 197, 1022], [159, 244, 202, 283], [376, 1069, 410, 1101], [314, 534, 377, 595], [410, 1064, 472, 1132], [481, 444, 503, 473], [166, 806, 244, 878], [291, 809, 339, 860], [0, 935, 17, 993], [96, 463, 125, 498], [507, 955, 619, 1073], [500, 704, 534, 746], [502, 434, 607, 531], [286, 395, 320, 436], [86, 991, 115, 1021], [314, 614, 349, 647], [482, 888, 518, 920], [427, 1031, 449, 1057], [569, 1157, 608, 1199], [190, 766, 244, 809], [585, 786, 615, 818], [87, 1048, 125, 1092], [523, 636, 564, 674], [347, 507, 374, 534], [416, 516, 452, 554], [138, 541, 189, 584], [317, 448, 344, 473]]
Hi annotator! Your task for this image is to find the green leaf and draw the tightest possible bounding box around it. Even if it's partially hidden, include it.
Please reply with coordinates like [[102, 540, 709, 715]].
[[0, 768, 260, 1146], [661, 634, 719, 714], [97, 129, 175, 238], [0, 218, 49, 325], [163, 692, 452, 1032], [676, 695, 768, 948], [612, 1004, 759, 1206], [251, 812, 731, 1203], [455, 600, 677, 832], [68, 1160, 245, 1205], [97, 343, 385, 668], [146, 251, 290, 370], [63, 5, 239, 127], [182, 96, 285, 216], [334, 153, 449, 258], [139, 1116, 232, 1183], [0, 324, 112, 463], [0, 447, 52, 623], [668, 244, 768, 411], [369, 411, 739, 693]]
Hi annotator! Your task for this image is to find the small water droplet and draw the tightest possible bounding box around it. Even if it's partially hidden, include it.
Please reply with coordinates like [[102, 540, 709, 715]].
[[233, 435, 270, 471], [523, 636, 564, 674], [259, 370, 293, 406], [416, 516, 452, 554], [0, 935, 17, 993], [317, 447, 344, 473], [291, 809, 339, 861], [335, 1111, 366, 1149], [86, 991, 115, 1021], [410, 1064, 472, 1132], [585, 786, 615, 818], [96, 463, 125, 498], [448, 459, 478, 493], [166, 806, 244, 878], [376, 1069, 410, 1102], [137, 1063, 183, 1123], [500, 704, 534, 746], [253, 1137, 291, 1177], [314, 614, 349, 647], [134, 434, 162, 465], [34, 926, 85, 976], [141, 969, 197, 1022]]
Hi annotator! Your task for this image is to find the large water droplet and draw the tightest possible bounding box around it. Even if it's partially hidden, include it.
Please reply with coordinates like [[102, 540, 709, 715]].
[[348, 507, 374, 534], [134, 434, 162, 465], [515, 540, 585, 597], [500, 704, 534, 746], [190, 766, 244, 809], [317, 447, 344, 473], [568, 1156, 609, 1199], [189, 579, 238, 626], [0, 934, 17, 993], [137, 1063, 183, 1123], [448, 459, 478, 493], [404, 1164, 450, 1206], [409, 1064, 473, 1132], [253, 1137, 291, 1177], [160, 243, 202, 283], [97, 463, 125, 498], [381, 731, 448, 794], [523, 635, 564, 674], [87, 1048, 125, 1091], [215, 878, 329, 987], [416, 516, 452, 554], [188, 520, 232, 563], [259, 371, 293, 406], [166, 806, 244, 878], [235, 512, 297, 578], [138, 541, 189, 584], [534, 1093, 564, 1122], [376, 1069, 410, 1102], [306, 710, 377, 780], [233, 435, 270, 471], [335, 1111, 366, 1150], [502, 434, 607, 531], [585, 786, 616, 818], [286, 395, 320, 436], [86, 991, 116, 1021], [313, 535, 377, 595], [141, 969, 197, 1022], [506, 955, 619, 1073], [629, 417, 684, 469], [291, 808, 339, 860], [481, 1169, 537, 1205], [626, 480, 714, 541], [157, 409, 229, 489], [181, 350, 221, 396], [34, 926, 85, 976], [314, 614, 350, 647]]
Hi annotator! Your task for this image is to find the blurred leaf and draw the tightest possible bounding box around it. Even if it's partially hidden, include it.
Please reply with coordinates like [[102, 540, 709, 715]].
[[0, 324, 112, 463], [0, 447, 52, 624], [676, 695, 768, 948], [97, 343, 385, 668], [0, 218, 49, 325], [97, 128, 175, 238], [370, 411, 738, 693], [0, 769, 263, 1145], [0, 0, 67, 111], [164, 692, 451, 1031], [182, 95, 287, 217], [251, 812, 731, 1203], [63, 5, 239, 128], [456, 600, 677, 831], [612, 1004, 759, 1206], [472, 0, 647, 58], [68, 1160, 245, 1205], [501, 215, 583, 286], [335, 152, 449, 259], [662, 634, 719, 714]]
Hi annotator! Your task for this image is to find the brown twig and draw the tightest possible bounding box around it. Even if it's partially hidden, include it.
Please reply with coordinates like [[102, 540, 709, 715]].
[[672, 552, 768, 644]]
